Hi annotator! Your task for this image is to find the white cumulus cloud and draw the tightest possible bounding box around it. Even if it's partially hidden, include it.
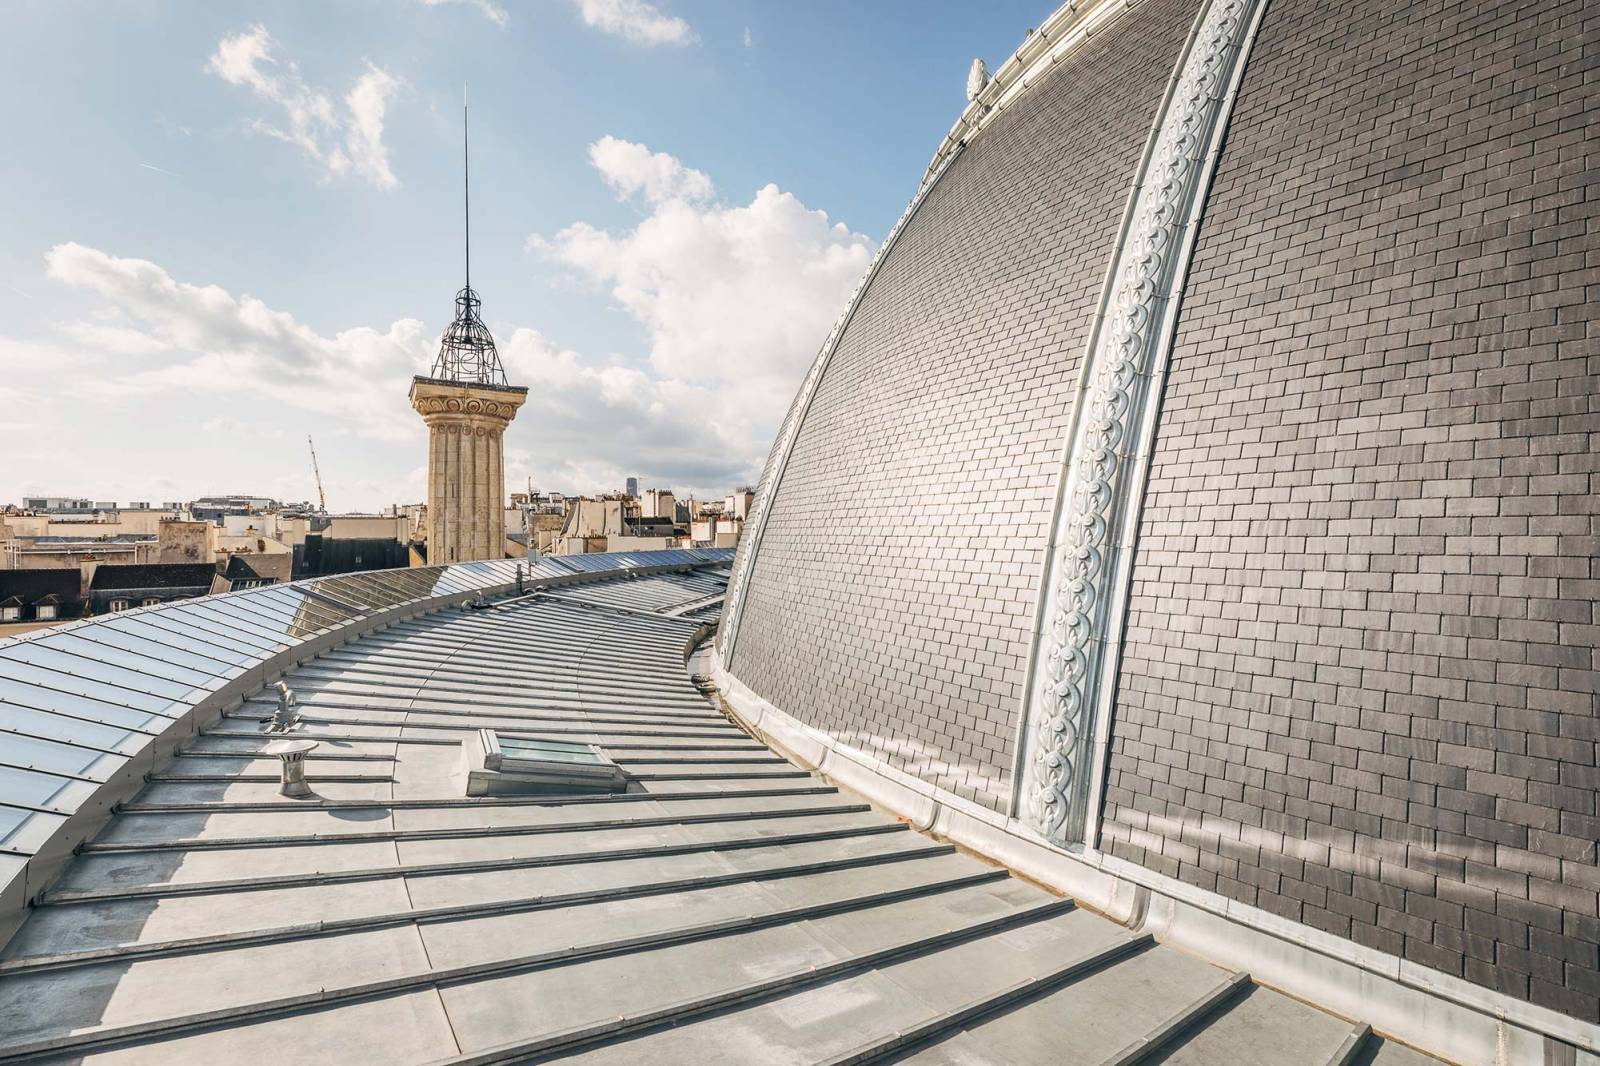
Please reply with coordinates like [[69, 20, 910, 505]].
[[572, 0, 695, 46], [44, 242, 431, 439], [10, 144, 873, 505], [24, 240, 793, 500], [533, 138, 875, 406], [588, 135, 714, 205], [499, 328, 756, 491], [207, 24, 404, 189]]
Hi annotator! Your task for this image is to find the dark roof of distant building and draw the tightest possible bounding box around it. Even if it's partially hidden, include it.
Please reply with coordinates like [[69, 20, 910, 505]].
[[89, 563, 217, 591], [220, 554, 291, 582], [0, 569, 80, 604]]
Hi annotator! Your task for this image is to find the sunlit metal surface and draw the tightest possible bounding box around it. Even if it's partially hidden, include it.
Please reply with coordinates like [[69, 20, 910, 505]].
[[0, 550, 718, 868]]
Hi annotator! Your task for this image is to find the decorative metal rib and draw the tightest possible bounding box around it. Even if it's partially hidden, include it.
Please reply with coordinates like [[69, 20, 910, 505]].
[[1021, 0, 1268, 844]]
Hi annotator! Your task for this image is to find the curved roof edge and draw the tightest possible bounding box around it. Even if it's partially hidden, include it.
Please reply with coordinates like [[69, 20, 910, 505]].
[[920, 0, 1137, 188], [0, 547, 734, 944], [708, 646, 1600, 1064]]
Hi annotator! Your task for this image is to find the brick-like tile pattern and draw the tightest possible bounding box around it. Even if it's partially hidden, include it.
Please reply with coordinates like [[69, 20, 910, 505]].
[[1104, 0, 1600, 1021], [728, 0, 1200, 811]]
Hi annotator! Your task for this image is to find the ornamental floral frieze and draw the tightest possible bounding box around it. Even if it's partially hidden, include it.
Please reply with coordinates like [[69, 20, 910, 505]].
[[1021, 0, 1267, 846]]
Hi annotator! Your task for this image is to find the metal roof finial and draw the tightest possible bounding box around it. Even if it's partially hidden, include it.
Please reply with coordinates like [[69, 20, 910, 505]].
[[430, 84, 510, 386], [966, 58, 991, 102]]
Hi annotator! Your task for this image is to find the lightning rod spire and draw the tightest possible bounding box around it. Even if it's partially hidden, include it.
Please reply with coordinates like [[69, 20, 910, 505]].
[[429, 83, 507, 386]]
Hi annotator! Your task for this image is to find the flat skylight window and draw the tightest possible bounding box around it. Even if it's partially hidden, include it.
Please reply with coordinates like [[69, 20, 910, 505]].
[[490, 735, 609, 771], [464, 729, 628, 795]]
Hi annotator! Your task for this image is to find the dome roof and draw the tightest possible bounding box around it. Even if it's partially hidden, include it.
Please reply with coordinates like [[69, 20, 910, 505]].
[[717, 0, 1600, 1049]]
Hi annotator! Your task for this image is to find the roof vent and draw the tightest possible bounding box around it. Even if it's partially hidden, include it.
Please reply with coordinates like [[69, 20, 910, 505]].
[[265, 681, 300, 733], [263, 738, 318, 798]]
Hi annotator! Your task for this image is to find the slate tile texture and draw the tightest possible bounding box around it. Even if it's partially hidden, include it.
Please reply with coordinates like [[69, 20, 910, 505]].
[[1104, 0, 1600, 1022], [727, 0, 1202, 812]]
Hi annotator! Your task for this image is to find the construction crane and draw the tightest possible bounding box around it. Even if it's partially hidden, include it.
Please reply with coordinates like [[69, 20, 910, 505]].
[[307, 435, 327, 513]]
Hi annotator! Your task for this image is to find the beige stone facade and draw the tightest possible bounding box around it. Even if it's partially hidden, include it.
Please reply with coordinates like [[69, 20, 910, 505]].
[[157, 519, 211, 563], [409, 376, 527, 564]]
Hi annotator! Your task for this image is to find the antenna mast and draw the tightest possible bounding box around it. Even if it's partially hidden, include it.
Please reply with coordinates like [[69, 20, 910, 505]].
[[428, 85, 508, 386]]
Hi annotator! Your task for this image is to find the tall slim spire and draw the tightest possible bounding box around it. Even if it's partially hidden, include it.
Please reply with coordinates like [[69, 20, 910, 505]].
[[410, 87, 527, 569], [430, 85, 507, 386]]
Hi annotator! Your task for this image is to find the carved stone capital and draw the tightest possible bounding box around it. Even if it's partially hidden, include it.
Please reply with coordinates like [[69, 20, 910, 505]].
[[409, 376, 528, 428]]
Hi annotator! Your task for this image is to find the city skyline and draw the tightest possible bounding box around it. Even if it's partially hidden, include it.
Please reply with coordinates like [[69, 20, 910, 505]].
[[0, 0, 1046, 511], [3, 476, 754, 514]]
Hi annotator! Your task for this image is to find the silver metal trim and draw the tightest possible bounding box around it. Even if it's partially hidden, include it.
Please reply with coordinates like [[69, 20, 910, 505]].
[[1006, 0, 1211, 822], [1018, 0, 1269, 847]]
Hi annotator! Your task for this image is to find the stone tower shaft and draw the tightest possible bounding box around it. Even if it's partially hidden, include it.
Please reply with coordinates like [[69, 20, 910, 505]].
[[410, 376, 526, 564]]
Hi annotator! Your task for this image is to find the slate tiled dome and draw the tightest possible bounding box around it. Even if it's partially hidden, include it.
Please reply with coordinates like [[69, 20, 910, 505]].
[[716, 0, 1600, 1056]]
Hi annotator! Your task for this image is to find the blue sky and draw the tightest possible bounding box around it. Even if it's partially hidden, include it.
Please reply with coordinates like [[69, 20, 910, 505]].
[[2, 0, 1049, 511]]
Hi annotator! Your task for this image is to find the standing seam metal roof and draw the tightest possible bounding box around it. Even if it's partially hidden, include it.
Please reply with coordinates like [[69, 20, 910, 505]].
[[0, 558, 1444, 1063]]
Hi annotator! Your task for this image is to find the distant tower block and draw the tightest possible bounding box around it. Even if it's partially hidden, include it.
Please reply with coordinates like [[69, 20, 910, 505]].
[[410, 92, 528, 565]]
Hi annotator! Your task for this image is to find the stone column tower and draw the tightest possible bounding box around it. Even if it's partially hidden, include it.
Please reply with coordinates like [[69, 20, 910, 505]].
[[409, 99, 527, 566], [409, 376, 526, 564]]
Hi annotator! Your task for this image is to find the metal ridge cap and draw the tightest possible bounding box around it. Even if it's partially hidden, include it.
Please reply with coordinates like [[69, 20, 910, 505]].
[[75, 801, 870, 856], [425, 896, 1077, 1066], [0, 844, 962, 981], [39, 821, 907, 905]]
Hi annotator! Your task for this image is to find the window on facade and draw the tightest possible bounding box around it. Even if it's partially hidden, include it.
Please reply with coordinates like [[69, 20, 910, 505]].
[[34, 605, 56, 620], [0, 607, 18, 622], [142, 598, 160, 607], [110, 599, 129, 612]]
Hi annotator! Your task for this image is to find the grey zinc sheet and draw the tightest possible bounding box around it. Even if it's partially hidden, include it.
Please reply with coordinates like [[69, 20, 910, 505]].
[[0, 551, 709, 868], [0, 565, 1437, 1064]]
